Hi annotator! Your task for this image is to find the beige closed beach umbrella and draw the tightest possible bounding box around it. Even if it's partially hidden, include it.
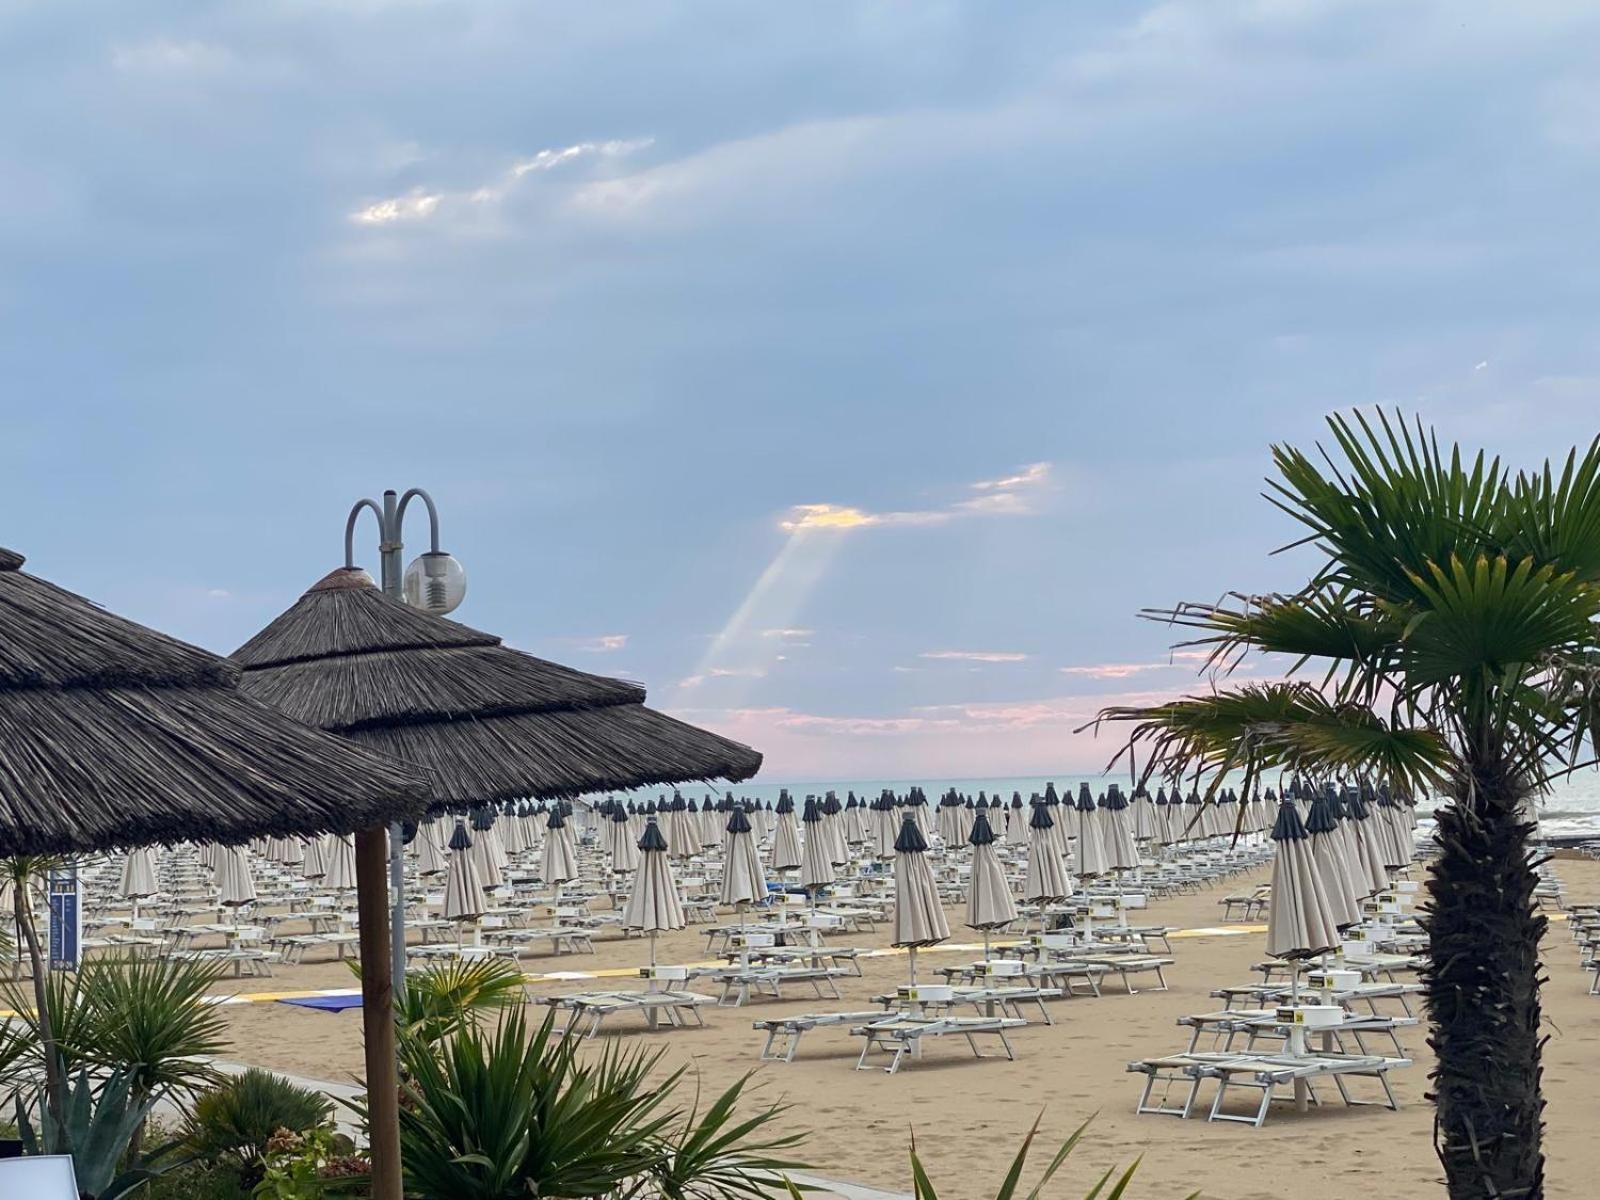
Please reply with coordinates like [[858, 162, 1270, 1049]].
[[1266, 799, 1342, 965], [470, 809, 506, 889], [770, 795, 802, 876], [120, 846, 158, 901], [215, 844, 257, 915], [1073, 786, 1111, 882], [892, 814, 949, 985], [871, 796, 899, 860], [301, 834, 327, 881], [120, 846, 158, 921], [720, 806, 767, 909], [324, 833, 357, 893], [444, 820, 487, 946], [414, 818, 447, 876], [1023, 802, 1071, 932], [1100, 788, 1140, 871], [1305, 791, 1361, 930], [542, 807, 578, 889], [800, 797, 836, 899], [622, 816, 685, 966], [609, 805, 641, 875], [965, 810, 1016, 957]]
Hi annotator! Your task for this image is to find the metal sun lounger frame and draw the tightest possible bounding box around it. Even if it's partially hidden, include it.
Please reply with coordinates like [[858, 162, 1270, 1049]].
[[752, 1011, 889, 1062], [852, 1015, 1028, 1075], [1128, 1051, 1411, 1128], [537, 990, 710, 1038]]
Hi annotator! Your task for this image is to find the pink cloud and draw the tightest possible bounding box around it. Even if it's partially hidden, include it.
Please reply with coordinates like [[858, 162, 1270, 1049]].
[[919, 650, 1030, 663]]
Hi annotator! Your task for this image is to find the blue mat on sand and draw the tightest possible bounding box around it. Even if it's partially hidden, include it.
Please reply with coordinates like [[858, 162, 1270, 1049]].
[[277, 994, 363, 1013]]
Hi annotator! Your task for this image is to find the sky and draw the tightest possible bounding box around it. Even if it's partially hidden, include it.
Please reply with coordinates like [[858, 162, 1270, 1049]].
[[5, 1, 1600, 782]]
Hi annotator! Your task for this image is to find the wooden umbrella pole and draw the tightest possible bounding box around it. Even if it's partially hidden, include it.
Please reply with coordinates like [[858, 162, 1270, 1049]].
[[355, 825, 402, 1200]]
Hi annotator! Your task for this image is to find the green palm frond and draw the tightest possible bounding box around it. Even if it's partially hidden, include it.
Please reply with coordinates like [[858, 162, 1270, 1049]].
[[1098, 682, 1451, 794]]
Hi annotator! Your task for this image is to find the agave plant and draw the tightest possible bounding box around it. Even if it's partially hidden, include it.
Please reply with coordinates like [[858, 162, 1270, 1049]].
[[1097, 409, 1600, 1199], [15, 1067, 183, 1200]]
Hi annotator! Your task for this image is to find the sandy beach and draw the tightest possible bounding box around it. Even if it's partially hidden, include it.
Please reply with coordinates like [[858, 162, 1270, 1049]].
[[198, 856, 1600, 1200]]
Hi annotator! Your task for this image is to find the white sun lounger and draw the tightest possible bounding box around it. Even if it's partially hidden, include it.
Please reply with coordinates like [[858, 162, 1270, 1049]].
[[752, 1011, 888, 1062], [852, 1015, 1027, 1075], [872, 986, 1062, 1024], [1128, 1051, 1411, 1127], [537, 990, 709, 1038], [691, 965, 847, 1007]]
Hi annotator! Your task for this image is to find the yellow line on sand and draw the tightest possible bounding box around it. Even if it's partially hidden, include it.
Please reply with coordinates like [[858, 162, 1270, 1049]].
[[199, 921, 1276, 1008]]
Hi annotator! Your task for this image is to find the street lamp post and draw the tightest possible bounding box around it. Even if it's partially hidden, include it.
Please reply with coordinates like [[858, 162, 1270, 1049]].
[[344, 488, 468, 984]]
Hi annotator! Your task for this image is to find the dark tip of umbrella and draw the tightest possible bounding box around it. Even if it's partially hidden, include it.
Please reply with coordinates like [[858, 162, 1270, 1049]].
[[1304, 793, 1338, 835], [401, 821, 418, 845], [1271, 800, 1309, 842], [1029, 802, 1054, 830], [546, 808, 566, 829], [969, 811, 996, 845], [448, 821, 473, 851], [638, 817, 667, 852], [471, 808, 494, 831], [894, 813, 928, 853], [802, 796, 820, 822], [726, 807, 752, 835], [612, 805, 628, 823]]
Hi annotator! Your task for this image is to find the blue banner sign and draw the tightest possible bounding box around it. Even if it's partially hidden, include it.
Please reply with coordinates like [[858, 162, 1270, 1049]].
[[47, 866, 80, 971]]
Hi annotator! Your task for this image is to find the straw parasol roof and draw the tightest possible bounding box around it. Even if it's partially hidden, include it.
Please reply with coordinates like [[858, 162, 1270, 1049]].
[[0, 547, 428, 857], [232, 567, 761, 808]]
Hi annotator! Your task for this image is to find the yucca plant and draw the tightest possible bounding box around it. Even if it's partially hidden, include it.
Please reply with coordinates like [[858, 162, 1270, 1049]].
[[390, 1005, 674, 1198], [783, 1117, 1170, 1200], [77, 955, 230, 1102], [653, 1074, 808, 1199], [1097, 409, 1600, 1200]]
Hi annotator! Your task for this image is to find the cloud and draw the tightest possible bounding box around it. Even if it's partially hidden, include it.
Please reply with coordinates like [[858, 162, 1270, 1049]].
[[350, 139, 653, 230], [970, 462, 1051, 492], [780, 462, 1053, 533], [351, 190, 442, 226], [111, 39, 234, 74], [677, 667, 767, 689], [920, 650, 1030, 664], [761, 627, 814, 640], [1059, 661, 1177, 679], [561, 633, 629, 653]]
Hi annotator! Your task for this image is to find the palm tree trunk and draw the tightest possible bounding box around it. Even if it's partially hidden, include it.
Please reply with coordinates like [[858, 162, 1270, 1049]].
[[1424, 776, 1546, 1200], [13, 873, 65, 1128]]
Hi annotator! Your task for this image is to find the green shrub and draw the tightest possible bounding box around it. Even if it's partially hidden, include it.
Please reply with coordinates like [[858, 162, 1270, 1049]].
[[185, 1070, 332, 1171]]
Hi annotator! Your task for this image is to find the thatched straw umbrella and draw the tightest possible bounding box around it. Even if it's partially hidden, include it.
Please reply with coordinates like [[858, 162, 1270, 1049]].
[[233, 564, 761, 1199], [0, 545, 427, 1132], [232, 566, 760, 807]]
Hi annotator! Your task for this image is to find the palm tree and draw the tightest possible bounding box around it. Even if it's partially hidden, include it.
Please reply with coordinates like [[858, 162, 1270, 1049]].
[[3, 855, 68, 1124], [1097, 410, 1600, 1200]]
